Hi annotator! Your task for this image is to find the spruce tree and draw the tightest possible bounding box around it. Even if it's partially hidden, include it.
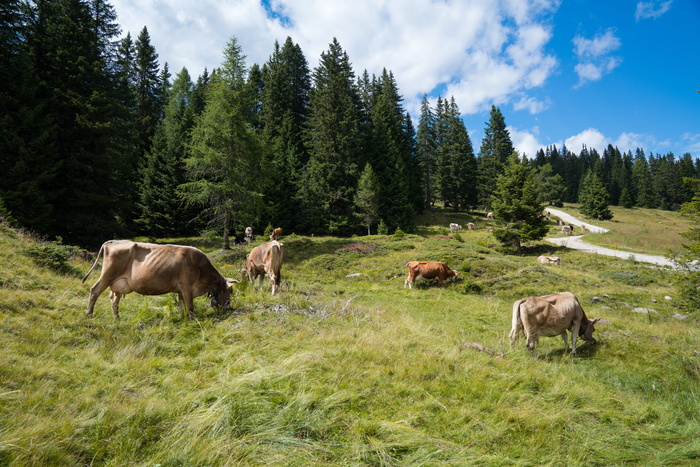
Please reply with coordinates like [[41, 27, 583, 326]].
[[537, 163, 565, 207], [417, 94, 437, 209], [579, 172, 613, 220], [675, 177, 700, 310], [491, 153, 548, 252], [477, 105, 514, 208], [298, 38, 362, 234], [137, 67, 197, 237], [259, 37, 311, 231]]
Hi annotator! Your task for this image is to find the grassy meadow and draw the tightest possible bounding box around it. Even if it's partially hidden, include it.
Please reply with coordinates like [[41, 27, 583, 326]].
[[1, 208, 699, 465]]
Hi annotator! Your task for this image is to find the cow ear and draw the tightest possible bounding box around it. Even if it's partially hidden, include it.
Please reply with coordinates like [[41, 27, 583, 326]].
[[591, 318, 601, 324], [226, 278, 239, 287]]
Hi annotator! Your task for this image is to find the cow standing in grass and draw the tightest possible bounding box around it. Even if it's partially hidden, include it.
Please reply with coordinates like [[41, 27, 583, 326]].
[[246, 240, 285, 295], [82, 240, 237, 320], [404, 261, 458, 289], [509, 292, 599, 358]]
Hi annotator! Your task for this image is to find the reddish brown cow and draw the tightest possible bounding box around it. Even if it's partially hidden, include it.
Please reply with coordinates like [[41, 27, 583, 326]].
[[404, 261, 458, 289], [269, 227, 283, 240], [509, 292, 599, 358], [247, 240, 285, 295], [82, 240, 237, 320]]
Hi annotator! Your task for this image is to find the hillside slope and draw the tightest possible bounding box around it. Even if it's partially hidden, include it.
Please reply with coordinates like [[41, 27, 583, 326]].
[[1, 218, 699, 465]]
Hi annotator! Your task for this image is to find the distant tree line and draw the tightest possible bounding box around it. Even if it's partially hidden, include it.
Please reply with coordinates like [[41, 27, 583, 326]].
[[1, 0, 697, 247]]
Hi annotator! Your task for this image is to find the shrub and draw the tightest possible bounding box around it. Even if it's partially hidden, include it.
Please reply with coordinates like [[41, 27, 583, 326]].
[[600, 270, 655, 286], [23, 241, 71, 272]]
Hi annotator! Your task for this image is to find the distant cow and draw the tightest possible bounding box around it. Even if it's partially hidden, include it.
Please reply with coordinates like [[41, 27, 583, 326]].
[[449, 223, 462, 233], [82, 240, 237, 320], [561, 225, 572, 235], [466, 222, 475, 230], [246, 240, 285, 295], [404, 261, 458, 289], [244, 227, 253, 244], [509, 292, 599, 357], [269, 227, 283, 240], [537, 255, 561, 265], [486, 212, 494, 219]]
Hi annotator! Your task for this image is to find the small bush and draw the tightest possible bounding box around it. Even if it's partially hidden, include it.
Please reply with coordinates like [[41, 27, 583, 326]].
[[393, 227, 405, 238], [600, 270, 655, 286], [23, 242, 71, 272], [462, 280, 484, 294]]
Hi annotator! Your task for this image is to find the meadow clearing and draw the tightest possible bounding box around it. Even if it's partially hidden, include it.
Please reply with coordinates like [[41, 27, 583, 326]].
[[1, 207, 699, 465]]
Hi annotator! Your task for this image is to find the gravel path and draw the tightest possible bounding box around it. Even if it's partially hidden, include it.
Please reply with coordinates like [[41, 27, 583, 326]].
[[544, 208, 676, 268]]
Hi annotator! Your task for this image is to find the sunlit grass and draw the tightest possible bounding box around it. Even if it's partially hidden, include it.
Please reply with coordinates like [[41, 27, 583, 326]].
[[552, 204, 693, 255], [1, 214, 699, 465]]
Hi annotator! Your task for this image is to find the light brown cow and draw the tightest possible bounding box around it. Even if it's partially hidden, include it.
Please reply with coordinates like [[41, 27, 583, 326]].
[[404, 261, 458, 289], [244, 226, 253, 244], [537, 255, 561, 265], [269, 227, 283, 240], [247, 240, 285, 295], [82, 240, 237, 320], [466, 222, 475, 230], [509, 292, 599, 357], [486, 212, 494, 219], [561, 225, 572, 235]]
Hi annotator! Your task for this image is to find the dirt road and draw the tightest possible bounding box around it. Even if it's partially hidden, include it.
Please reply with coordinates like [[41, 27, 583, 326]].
[[545, 208, 676, 268]]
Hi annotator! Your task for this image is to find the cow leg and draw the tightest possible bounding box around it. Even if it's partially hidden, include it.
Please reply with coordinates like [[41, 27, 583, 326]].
[[561, 332, 569, 353], [109, 291, 121, 319], [180, 292, 196, 320], [570, 321, 581, 354], [86, 280, 109, 316], [177, 293, 185, 318]]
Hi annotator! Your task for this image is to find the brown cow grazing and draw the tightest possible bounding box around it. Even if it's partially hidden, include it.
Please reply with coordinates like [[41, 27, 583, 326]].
[[404, 261, 458, 289], [561, 225, 572, 235], [247, 240, 285, 295], [269, 227, 283, 240], [82, 240, 237, 320], [244, 226, 253, 244], [466, 222, 475, 230], [537, 255, 561, 265], [509, 292, 599, 358]]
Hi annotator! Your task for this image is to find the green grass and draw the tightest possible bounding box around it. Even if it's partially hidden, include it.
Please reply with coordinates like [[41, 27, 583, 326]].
[[550, 204, 693, 256], [1, 212, 699, 465]]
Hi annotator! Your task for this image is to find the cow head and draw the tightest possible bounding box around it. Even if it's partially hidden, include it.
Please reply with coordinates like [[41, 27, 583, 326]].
[[579, 318, 600, 344], [210, 278, 239, 309]]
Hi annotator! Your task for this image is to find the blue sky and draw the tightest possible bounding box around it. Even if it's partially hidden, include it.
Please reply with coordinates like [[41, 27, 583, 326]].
[[111, 0, 699, 158]]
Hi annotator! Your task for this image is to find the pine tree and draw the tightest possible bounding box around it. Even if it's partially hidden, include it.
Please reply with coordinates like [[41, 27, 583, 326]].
[[22, 0, 128, 245], [181, 37, 264, 249], [579, 172, 613, 220], [417, 94, 437, 209], [259, 37, 311, 231], [436, 98, 478, 211], [355, 163, 381, 235], [477, 105, 514, 208], [137, 67, 197, 237], [491, 153, 548, 252], [298, 38, 362, 234], [537, 163, 565, 207]]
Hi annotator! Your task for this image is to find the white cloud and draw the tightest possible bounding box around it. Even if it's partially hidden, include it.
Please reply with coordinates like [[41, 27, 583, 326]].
[[111, 0, 560, 117], [635, 1, 673, 21], [565, 128, 608, 154], [509, 126, 546, 159], [572, 29, 622, 87]]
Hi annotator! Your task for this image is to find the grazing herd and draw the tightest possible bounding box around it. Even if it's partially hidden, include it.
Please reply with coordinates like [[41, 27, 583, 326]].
[[82, 214, 598, 357]]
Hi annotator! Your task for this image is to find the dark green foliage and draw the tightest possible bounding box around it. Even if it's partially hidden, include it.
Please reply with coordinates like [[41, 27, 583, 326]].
[[676, 178, 700, 311], [491, 153, 548, 252], [355, 164, 381, 235], [579, 172, 613, 220], [297, 39, 362, 235], [600, 270, 655, 286], [537, 163, 565, 207], [477, 105, 514, 208]]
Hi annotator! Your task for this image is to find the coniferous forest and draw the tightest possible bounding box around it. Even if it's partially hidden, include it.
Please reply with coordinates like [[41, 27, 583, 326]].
[[1, 0, 698, 248]]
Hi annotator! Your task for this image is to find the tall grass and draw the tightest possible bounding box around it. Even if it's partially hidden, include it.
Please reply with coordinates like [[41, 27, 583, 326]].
[[1, 213, 699, 465]]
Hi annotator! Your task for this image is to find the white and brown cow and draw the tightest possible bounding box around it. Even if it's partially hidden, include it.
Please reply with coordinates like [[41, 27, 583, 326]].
[[449, 223, 462, 233], [536, 255, 561, 265], [486, 212, 494, 219], [466, 222, 475, 231], [246, 240, 285, 295], [509, 292, 599, 358], [269, 227, 283, 240], [82, 240, 237, 320], [244, 226, 253, 244], [404, 261, 458, 289]]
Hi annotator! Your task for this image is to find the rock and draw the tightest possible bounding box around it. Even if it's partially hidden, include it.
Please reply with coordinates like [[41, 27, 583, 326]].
[[665, 296, 672, 300], [650, 299, 657, 303], [591, 296, 604, 303], [672, 313, 688, 320], [346, 273, 362, 278]]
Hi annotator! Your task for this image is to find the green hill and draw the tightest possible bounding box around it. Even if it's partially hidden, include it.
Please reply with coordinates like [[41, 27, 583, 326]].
[[1, 213, 699, 465]]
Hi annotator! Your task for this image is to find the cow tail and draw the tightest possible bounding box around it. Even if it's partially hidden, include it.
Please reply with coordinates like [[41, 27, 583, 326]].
[[509, 299, 525, 344], [81, 242, 106, 284]]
